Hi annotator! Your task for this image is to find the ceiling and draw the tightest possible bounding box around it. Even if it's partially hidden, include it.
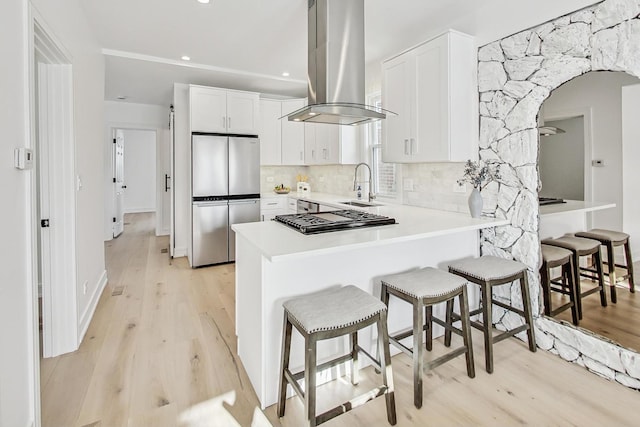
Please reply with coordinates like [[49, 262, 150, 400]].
[[82, 0, 600, 107]]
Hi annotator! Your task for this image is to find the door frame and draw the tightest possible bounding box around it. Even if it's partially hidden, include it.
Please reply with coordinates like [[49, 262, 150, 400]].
[[106, 124, 167, 238]]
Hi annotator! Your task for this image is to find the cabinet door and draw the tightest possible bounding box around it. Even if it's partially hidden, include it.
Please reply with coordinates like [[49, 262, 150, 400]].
[[226, 91, 259, 135], [281, 99, 305, 165], [315, 124, 339, 164], [413, 34, 449, 162], [304, 124, 317, 164], [382, 55, 413, 163], [190, 87, 227, 133], [259, 99, 282, 165]]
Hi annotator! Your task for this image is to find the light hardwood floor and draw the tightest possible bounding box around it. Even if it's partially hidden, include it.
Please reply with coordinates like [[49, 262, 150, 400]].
[[41, 213, 639, 426]]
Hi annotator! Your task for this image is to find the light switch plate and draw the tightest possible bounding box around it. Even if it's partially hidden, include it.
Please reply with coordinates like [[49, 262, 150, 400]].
[[266, 176, 274, 182]]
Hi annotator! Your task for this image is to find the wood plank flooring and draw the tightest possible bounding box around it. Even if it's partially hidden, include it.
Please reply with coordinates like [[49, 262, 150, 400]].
[[41, 213, 640, 426]]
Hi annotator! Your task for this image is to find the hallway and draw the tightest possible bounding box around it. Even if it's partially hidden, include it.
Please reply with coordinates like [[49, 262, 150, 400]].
[[39, 213, 639, 426]]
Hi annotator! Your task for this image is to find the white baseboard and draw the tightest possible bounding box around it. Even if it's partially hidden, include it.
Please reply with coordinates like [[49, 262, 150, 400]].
[[173, 246, 187, 258], [78, 270, 108, 343]]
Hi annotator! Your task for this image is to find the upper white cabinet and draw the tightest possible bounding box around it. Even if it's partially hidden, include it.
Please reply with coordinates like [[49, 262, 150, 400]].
[[259, 99, 282, 165], [304, 123, 362, 165], [382, 30, 476, 163], [281, 99, 306, 165], [190, 85, 260, 135]]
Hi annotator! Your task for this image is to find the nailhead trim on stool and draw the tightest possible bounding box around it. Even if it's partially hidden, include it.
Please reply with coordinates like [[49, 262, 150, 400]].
[[278, 285, 396, 427], [448, 256, 537, 374], [379, 267, 475, 409]]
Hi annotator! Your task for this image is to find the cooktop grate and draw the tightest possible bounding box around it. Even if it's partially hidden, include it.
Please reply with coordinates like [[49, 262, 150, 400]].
[[274, 210, 396, 234]]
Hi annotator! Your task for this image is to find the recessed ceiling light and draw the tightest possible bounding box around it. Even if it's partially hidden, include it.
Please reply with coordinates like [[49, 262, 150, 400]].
[[308, 112, 317, 116], [293, 118, 301, 122], [197, 0, 210, 4], [181, 55, 191, 61], [282, 72, 290, 77]]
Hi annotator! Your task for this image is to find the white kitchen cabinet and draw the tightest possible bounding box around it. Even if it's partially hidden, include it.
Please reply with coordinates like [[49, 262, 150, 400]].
[[304, 123, 362, 165], [260, 196, 288, 221], [382, 30, 476, 163], [259, 99, 282, 165], [281, 99, 305, 165], [190, 85, 259, 135]]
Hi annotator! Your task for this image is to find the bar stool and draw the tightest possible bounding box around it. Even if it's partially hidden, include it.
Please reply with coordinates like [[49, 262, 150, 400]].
[[575, 229, 636, 303], [379, 267, 475, 409], [448, 256, 537, 374], [542, 234, 607, 319], [278, 285, 396, 427], [540, 244, 579, 325]]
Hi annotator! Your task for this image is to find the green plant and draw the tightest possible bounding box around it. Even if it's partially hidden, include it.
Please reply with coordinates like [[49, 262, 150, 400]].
[[457, 160, 500, 190]]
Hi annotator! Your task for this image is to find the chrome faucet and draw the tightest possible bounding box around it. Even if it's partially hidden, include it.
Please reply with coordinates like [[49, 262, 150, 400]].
[[353, 162, 375, 202]]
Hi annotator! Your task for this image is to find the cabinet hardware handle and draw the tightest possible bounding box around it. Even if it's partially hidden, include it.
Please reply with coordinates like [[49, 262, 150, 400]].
[[164, 174, 171, 192], [222, 116, 226, 128], [404, 139, 409, 155], [410, 138, 416, 155], [228, 117, 231, 129]]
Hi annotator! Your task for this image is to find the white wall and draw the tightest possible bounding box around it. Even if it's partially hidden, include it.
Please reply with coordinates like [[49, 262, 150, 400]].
[[1, 0, 105, 425], [173, 84, 190, 258], [104, 101, 169, 239], [622, 84, 640, 261], [543, 71, 640, 231], [122, 129, 156, 213], [1, 1, 35, 425], [539, 116, 585, 201]]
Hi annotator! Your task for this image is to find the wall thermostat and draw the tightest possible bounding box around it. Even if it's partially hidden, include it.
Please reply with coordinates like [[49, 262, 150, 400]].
[[14, 148, 34, 170]]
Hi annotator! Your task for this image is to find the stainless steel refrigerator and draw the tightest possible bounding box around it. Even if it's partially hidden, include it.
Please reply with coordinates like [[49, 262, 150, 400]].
[[192, 134, 260, 267]]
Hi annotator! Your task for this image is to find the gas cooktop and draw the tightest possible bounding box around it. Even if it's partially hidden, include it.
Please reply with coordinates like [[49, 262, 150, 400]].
[[274, 210, 396, 234]]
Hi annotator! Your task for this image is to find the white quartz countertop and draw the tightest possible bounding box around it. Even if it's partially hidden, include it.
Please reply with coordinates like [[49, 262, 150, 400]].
[[234, 192, 508, 262], [539, 200, 615, 217]]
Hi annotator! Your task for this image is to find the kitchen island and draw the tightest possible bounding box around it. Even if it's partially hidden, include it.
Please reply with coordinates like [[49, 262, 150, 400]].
[[539, 200, 616, 239], [232, 195, 507, 408]]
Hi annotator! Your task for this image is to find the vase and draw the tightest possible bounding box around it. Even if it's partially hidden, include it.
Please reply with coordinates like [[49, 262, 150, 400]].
[[468, 187, 483, 218]]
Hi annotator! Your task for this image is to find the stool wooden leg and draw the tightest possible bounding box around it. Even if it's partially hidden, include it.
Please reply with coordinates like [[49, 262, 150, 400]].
[[444, 298, 454, 348], [540, 263, 551, 317], [566, 258, 579, 326], [481, 283, 494, 373], [305, 335, 317, 427], [278, 313, 293, 417], [459, 286, 475, 378], [378, 310, 397, 425], [412, 300, 424, 408], [519, 272, 537, 352], [572, 253, 583, 320], [624, 241, 635, 292], [425, 305, 433, 352], [350, 332, 359, 385], [594, 250, 607, 307], [606, 243, 618, 304]]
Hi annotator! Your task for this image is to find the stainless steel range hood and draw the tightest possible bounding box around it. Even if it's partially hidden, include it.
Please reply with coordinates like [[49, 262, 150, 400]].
[[286, 0, 390, 126]]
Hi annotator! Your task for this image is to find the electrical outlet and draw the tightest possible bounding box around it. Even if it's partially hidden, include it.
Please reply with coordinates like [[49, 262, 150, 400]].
[[266, 176, 274, 182], [83, 280, 88, 295], [453, 182, 467, 193]]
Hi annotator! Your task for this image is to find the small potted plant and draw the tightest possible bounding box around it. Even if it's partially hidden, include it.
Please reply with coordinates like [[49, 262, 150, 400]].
[[457, 160, 500, 218]]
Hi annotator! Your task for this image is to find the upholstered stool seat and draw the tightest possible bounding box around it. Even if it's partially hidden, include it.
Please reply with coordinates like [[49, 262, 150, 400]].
[[540, 244, 579, 325], [448, 256, 536, 373], [542, 234, 607, 319], [278, 285, 396, 427], [380, 267, 475, 408], [575, 229, 635, 301]]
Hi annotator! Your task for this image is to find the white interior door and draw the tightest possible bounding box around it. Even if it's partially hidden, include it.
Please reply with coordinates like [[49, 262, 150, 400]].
[[113, 129, 125, 237]]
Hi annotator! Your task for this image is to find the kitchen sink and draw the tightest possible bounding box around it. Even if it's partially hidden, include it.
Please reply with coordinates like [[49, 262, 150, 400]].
[[338, 200, 382, 207]]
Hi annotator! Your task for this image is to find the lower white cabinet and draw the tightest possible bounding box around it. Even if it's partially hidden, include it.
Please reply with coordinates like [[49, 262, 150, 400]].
[[260, 196, 289, 221]]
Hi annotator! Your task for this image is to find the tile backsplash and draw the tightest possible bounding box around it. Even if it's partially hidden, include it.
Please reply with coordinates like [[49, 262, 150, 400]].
[[260, 163, 470, 214]]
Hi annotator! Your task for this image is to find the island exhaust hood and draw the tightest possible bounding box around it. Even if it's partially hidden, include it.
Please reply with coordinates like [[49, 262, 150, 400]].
[[286, 0, 392, 126]]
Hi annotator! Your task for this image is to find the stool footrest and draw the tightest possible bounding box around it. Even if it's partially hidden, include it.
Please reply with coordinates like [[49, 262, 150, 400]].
[[284, 368, 305, 400], [492, 325, 529, 344], [492, 299, 525, 317], [425, 346, 469, 371], [290, 353, 353, 383], [315, 386, 389, 425], [389, 336, 414, 359], [431, 316, 463, 337], [549, 301, 574, 316]]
